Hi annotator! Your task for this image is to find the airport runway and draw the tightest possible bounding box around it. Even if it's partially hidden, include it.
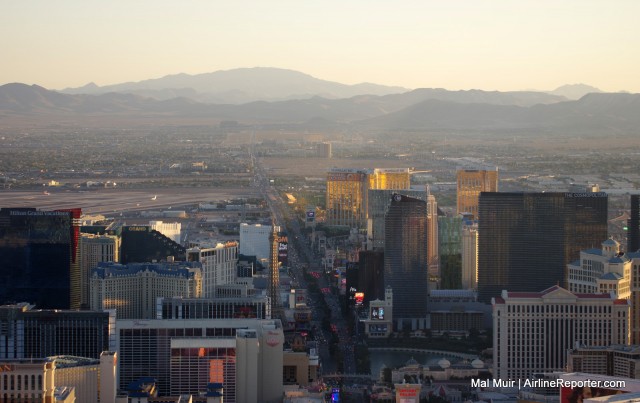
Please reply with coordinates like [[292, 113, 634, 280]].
[[0, 187, 260, 215]]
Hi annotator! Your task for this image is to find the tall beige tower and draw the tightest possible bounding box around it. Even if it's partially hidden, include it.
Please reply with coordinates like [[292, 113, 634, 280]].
[[80, 233, 120, 308], [456, 168, 498, 218], [426, 186, 439, 280], [461, 224, 478, 290], [326, 168, 410, 228]]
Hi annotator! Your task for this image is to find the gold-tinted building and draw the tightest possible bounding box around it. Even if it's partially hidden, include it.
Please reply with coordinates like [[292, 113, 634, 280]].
[[326, 168, 410, 228], [456, 168, 498, 218]]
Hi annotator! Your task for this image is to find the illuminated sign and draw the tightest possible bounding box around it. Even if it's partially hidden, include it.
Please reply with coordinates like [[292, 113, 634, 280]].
[[126, 226, 148, 232], [265, 331, 281, 347], [371, 306, 385, 320], [564, 192, 607, 198], [355, 292, 364, 305]]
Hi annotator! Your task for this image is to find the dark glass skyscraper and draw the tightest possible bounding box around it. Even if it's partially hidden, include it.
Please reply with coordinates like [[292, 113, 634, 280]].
[[629, 194, 640, 253], [477, 192, 608, 303], [384, 194, 428, 330], [120, 225, 185, 264], [0, 302, 112, 359], [0, 207, 81, 309]]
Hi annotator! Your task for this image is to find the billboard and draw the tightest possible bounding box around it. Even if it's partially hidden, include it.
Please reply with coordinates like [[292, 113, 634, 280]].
[[371, 306, 385, 320], [355, 292, 364, 305], [306, 208, 316, 223], [278, 241, 288, 265]]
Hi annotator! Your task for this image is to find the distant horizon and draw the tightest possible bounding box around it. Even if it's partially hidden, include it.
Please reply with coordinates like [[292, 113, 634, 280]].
[[0, 67, 626, 95], [2, 1, 639, 93]]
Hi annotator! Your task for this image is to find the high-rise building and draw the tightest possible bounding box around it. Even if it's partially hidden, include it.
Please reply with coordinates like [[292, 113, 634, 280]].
[[90, 262, 202, 319], [629, 194, 640, 253], [367, 189, 426, 250], [568, 240, 640, 344], [426, 188, 439, 280], [461, 223, 478, 290], [478, 192, 608, 303], [0, 352, 117, 403], [187, 242, 238, 298], [438, 216, 463, 290], [116, 318, 283, 402], [0, 302, 114, 359], [567, 345, 640, 379], [384, 194, 428, 330], [316, 142, 332, 158], [80, 233, 120, 308], [492, 286, 630, 380], [358, 250, 385, 304], [0, 208, 81, 309], [159, 296, 269, 320], [120, 225, 185, 264], [456, 168, 498, 218], [239, 223, 278, 262], [269, 225, 281, 320], [149, 220, 182, 244], [326, 168, 410, 228]]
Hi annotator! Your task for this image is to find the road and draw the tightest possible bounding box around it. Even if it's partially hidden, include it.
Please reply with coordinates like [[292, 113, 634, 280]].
[[254, 157, 357, 377]]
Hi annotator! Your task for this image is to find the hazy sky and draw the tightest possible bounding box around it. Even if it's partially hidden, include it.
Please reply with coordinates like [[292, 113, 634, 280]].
[[2, 1, 639, 92]]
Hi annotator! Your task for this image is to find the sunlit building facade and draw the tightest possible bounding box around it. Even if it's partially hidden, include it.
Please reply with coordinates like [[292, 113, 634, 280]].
[[456, 168, 498, 218], [80, 233, 120, 308], [0, 352, 117, 403], [90, 262, 202, 319], [326, 168, 410, 228], [461, 223, 478, 290], [187, 243, 238, 298], [493, 286, 630, 380], [116, 318, 283, 402]]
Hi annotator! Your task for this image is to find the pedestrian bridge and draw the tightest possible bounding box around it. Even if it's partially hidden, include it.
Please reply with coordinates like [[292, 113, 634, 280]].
[[367, 347, 478, 360]]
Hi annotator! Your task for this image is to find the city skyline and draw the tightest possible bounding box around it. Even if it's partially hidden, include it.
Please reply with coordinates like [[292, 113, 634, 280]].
[[1, 1, 639, 92]]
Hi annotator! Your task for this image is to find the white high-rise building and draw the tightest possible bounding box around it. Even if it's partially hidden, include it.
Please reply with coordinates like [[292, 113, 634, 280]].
[[461, 224, 478, 290], [116, 318, 283, 402], [239, 224, 277, 262], [80, 233, 120, 308], [150, 220, 182, 244], [568, 239, 640, 344], [493, 285, 630, 380], [187, 242, 239, 298]]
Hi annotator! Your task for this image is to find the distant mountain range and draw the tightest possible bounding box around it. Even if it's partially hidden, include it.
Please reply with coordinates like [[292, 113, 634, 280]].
[[60, 67, 410, 104], [0, 69, 636, 135]]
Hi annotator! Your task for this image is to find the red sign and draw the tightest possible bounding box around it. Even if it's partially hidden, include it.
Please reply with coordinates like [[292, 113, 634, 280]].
[[265, 331, 281, 347]]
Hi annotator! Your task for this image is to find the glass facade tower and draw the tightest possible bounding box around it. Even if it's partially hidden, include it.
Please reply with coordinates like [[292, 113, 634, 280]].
[[478, 192, 608, 303], [0, 208, 81, 309], [384, 194, 428, 330]]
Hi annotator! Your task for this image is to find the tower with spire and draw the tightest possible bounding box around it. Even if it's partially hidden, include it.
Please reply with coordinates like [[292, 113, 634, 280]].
[[269, 222, 282, 319]]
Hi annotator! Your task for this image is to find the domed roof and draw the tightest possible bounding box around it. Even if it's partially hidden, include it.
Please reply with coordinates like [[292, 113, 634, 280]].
[[471, 359, 484, 369], [438, 358, 451, 369], [405, 357, 419, 366], [603, 239, 620, 246]]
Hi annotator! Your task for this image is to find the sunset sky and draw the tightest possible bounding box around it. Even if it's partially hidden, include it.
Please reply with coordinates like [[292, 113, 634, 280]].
[[2, 0, 639, 92]]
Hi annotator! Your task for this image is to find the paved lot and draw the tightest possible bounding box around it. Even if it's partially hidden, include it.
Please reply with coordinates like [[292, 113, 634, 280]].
[[0, 187, 260, 215]]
